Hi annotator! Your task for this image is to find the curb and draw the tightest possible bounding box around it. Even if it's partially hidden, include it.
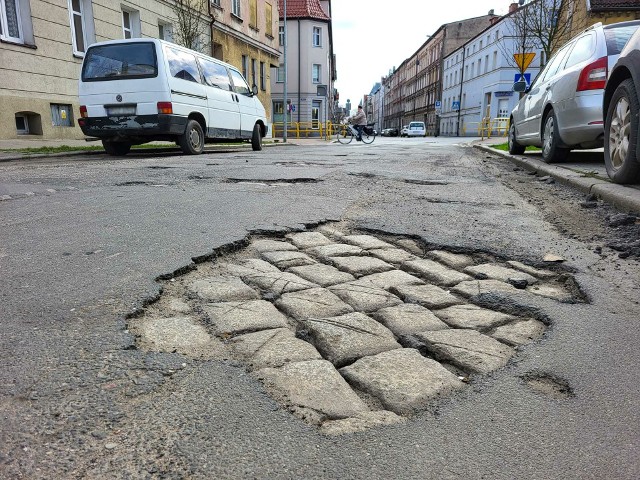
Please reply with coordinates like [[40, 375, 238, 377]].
[[474, 144, 640, 215]]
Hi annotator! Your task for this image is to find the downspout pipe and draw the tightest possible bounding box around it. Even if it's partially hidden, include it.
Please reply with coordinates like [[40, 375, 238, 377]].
[[298, 19, 301, 123], [457, 45, 466, 137]]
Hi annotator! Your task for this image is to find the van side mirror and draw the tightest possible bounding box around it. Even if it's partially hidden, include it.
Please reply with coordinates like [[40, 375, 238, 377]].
[[513, 80, 529, 93], [252, 84, 258, 96]]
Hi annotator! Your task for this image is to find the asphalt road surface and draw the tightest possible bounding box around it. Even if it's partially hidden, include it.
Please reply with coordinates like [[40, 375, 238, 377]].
[[1, 137, 639, 479]]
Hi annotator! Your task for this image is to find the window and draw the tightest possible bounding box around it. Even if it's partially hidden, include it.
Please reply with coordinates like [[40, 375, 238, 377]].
[[493, 51, 497, 69], [121, 9, 140, 39], [212, 0, 220, 5], [158, 22, 172, 41], [251, 58, 256, 88], [229, 69, 251, 95], [265, 3, 272, 37], [249, 0, 257, 28], [484, 55, 488, 73], [232, 0, 240, 17], [198, 57, 231, 90], [279, 25, 284, 46], [312, 64, 321, 83], [1, 0, 22, 42], [564, 33, 595, 68], [69, 0, 85, 53], [166, 47, 201, 83], [313, 26, 321, 47], [277, 63, 285, 82], [82, 43, 157, 81], [260, 61, 266, 90], [51, 104, 73, 127], [15, 114, 28, 134], [539, 44, 571, 83], [273, 101, 283, 114], [241, 55, 248, 79], [312, 100, 321, 129]]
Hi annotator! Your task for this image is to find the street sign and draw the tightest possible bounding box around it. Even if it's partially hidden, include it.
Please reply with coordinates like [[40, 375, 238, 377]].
[[514, 73, 531, 86], [452, 100, 460, 111], [513, 52, 536, 72], [435, 100, 442, 115]]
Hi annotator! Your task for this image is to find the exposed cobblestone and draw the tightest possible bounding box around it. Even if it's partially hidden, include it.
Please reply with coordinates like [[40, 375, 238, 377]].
[[132, 226, 578, 434]]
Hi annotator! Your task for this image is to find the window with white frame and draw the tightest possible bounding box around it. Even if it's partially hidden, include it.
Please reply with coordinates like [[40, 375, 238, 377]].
[[279, 25, 284, 46], [67, 0, 94, 55], [251, 58, 256, 88], [122, 9, 140, 39], [212, 0, 220, 5], [312, 26, 321, 47], [241, 55, 248, 79], [232, 0, 240, 17], [277, 63, 284, 82], [312, 64, 321, 83], [260, 61, 266, 90], [0, 0, 22, 42], [158, 21, 172, 41]]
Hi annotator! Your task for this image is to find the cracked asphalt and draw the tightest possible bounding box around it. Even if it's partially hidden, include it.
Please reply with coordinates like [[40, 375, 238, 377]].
[[1, 137, 639, 478]]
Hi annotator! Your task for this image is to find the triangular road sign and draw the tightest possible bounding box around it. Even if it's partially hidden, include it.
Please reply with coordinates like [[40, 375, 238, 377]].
[[513, 53, 536, 72]]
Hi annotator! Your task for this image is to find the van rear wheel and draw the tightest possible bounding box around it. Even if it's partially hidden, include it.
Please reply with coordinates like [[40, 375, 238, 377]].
[[179, 119, 205, 155], [102, 140, 131, 156], [251, 123, 263, 151]]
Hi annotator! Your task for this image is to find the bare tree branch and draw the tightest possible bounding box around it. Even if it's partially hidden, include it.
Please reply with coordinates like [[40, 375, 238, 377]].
[[169, 0, 210, 53]]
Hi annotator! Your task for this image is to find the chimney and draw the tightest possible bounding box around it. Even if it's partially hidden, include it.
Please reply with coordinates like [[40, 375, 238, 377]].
[[509, 2, 518, 13], [490, 16, 500, 25]]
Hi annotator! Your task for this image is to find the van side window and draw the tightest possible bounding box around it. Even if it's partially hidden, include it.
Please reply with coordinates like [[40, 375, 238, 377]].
[[229, 69, 251, 95], [166, 47, 201, 83], [198, 58, 232, 90]]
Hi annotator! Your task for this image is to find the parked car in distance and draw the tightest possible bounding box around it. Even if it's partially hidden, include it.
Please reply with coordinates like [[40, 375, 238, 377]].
[[78, 38, 267, 155], [381, 127, 399, 136], [508, 20, 640, 163], [400, 125, 409, 137], [406, 121, 427, 137], [603, 27, 640, 183]]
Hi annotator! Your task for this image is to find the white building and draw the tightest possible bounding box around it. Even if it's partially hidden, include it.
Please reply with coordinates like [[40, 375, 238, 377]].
[[440, 10, 543, 137]]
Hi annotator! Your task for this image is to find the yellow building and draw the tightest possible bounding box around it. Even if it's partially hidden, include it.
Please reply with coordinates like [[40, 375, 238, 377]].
[[566, 0, 640, 40], [0, 0, 280, 140]]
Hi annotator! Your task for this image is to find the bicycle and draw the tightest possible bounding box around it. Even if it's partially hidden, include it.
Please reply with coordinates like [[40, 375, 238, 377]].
[[336, 121, 376, 144]]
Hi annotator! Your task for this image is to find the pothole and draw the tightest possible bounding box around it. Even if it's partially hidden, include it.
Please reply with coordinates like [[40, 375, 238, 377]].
[[222, 178, 321, 184], [129, 225, 580, 434], [521, 372, 575, 399]]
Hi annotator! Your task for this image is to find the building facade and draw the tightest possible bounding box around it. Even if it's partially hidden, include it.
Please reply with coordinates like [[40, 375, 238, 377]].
[[0, 0, 280, 140], [271, 0, 335, 135]]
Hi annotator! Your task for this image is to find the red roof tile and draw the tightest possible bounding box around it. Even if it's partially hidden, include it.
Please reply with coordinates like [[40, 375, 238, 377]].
[[278, 0, 331, 20], [589, 0, 640, 11]]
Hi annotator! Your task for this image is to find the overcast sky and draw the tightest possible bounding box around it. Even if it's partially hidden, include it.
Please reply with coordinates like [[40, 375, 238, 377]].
[[331, 1, 510, 111]]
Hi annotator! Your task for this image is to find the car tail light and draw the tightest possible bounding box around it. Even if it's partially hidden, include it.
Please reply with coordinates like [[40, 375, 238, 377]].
[[157, 102, 173, 114], [576, 56, 607, 91], [79, 105, 88, 118]]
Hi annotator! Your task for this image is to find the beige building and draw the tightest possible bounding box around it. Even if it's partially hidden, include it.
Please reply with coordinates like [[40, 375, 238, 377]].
[[0, 0, 280, 141]]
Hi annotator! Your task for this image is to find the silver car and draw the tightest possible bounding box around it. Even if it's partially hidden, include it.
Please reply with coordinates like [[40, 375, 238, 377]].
[[508, 20, 640, 163]]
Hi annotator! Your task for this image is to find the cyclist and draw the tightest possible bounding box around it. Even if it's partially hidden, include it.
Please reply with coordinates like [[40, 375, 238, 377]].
[[348, 105, 367, 141]]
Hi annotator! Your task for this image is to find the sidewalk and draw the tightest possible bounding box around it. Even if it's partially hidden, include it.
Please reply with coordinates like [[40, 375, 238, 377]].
[[473, 137, 640, 215]]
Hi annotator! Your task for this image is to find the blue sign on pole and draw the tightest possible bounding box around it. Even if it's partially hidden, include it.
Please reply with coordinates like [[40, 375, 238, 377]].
[[452, 101, 460, 111], [514, 73, 531, 86]]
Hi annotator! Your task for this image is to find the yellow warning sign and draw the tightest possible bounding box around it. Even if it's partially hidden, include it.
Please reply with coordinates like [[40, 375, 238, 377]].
[[513, 53, 536, 72]]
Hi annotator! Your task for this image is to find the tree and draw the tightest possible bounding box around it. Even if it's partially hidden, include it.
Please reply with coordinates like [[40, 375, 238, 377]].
[[169, 0, 211, 53]]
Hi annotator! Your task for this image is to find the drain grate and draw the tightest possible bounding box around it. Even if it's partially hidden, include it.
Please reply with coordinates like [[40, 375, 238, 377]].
[[130, 226, 577, 434]]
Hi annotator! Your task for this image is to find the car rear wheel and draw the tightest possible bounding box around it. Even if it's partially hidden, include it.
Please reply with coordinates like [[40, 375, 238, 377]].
[[541, 110, 569, 163], [102, 140, 131, 156], [604, 79, 640, 184], [179, 119, 205, 155], [251, 123, 263, 151], [508, 122, 525, 155]]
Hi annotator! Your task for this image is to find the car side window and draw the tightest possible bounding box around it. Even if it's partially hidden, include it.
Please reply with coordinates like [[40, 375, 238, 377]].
[[229, 69, 251, 95], [564, 33, 595, 69], [198, 57, 232, 90], [165, 47, 202, 83], [540, 44, 572, 83]]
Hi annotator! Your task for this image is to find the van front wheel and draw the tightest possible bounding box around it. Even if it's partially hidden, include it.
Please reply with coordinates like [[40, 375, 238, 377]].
[[251, 123, 263, 151], [179, 119, 205, 155]]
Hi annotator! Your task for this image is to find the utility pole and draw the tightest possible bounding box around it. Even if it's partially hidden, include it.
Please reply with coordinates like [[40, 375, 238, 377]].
[[283, 0, 288, 142]]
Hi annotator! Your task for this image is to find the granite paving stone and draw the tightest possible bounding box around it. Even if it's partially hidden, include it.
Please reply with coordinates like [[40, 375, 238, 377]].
[[188, 276, 259, 303], [256, 359, 369, 424], [319, 411, 406, 435], [373, 304, 449, 336], [404, 259, 473, 286], [239, 271, 318, 295], [368, 248, 417, 265], [287, 263, 356, 287], [342, 234, 396, 250], [228, 328, 322, 369], [390, 284, 464, 309], [303, 312, 402, 367], [250, 239, 298, 253], [526, 283, 573, 301], [489, 318, 546, 346], [224, 259, 281, 277], [506, 260, 556, 280], [452, 279, 520, 298], [464, 263, 538, 285], [203, 299, 289, 335], [426, 250, 475, 269], [329, 256, 395, 276], [275, 287, 354, 320], [414, 329, 515, 374], [316, 225, 347, 240], [286, 231, 333, 249], [393, 238, 424, 255], [329, 281, 403, 312], [260, 250, 316, 269], [306, 243, 364, 259], [357, 269, 425, 290], [340, 349, 466, 415], [433, 304, 517, 330]]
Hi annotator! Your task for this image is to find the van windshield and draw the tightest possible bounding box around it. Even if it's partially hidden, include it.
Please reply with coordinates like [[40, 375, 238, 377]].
[[82, 43, 157, 81]]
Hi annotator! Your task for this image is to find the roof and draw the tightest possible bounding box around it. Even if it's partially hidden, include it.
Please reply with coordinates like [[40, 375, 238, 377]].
[[589, 0, 640, 11], [278, 0, 331, 20]]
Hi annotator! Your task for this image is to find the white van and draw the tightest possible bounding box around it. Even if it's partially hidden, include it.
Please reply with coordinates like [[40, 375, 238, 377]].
[[78, 39, 268, 155]]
